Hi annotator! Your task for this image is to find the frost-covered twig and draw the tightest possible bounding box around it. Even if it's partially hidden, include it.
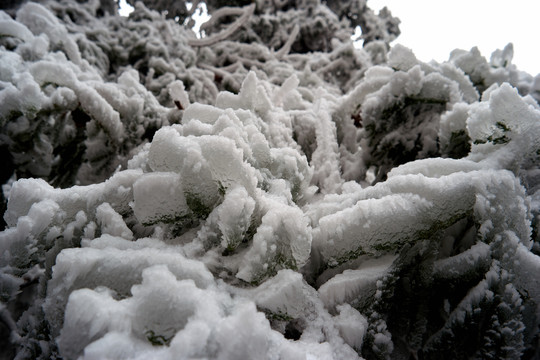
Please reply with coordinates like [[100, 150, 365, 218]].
[[188, 4, 255, 47], [0, 303, 20, 343], [199, 4, 246, 31], [186, 0, 201, 17], [199, 62, 243, 88], [200, 61, 242, 76], [316, 58, 347, 77], [0, 18, 33, 42], [274, 24, 300, 59], [272, 0, 289, 10]]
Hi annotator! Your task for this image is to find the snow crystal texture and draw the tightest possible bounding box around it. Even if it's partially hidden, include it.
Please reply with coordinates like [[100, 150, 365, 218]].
[[1, 0, 540, 359]]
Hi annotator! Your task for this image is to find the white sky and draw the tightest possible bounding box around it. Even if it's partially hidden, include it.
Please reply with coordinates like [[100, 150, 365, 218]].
[[369, 0, 540, 76]]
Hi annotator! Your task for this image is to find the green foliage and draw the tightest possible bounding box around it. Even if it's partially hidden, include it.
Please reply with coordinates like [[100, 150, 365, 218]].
[[473, 122, 511, 145], [145, 330, 172, 346], [262, 309, 294, 322], [250, 252, 298, 286], [185, 193, 213, 219], [444, 129, 471, 159], [363, 95, 448, 182]]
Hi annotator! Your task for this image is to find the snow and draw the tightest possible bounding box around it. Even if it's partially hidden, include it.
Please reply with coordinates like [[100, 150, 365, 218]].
[[1, 0, 540, 359], [214, 186, 255, 251], [0, 17, 34, 42], [433, 241, 491, 280], [132, 172, 189, 225], [318, 256, 396, 310], [167, 80, 190, 109], [96, 202, 133, 240], [17, 2, 82, 65], [334, 304, 368, 351]]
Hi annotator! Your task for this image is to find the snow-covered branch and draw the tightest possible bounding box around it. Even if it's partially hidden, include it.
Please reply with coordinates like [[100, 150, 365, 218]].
[[188, 3, 255, 47]]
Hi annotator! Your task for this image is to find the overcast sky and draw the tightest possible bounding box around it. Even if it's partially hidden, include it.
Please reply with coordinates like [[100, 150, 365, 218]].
[[369, 0, 540, 76]]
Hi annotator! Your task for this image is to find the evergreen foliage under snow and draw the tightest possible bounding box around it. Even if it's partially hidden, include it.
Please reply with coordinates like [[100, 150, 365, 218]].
[[1, 0, 540, 359]]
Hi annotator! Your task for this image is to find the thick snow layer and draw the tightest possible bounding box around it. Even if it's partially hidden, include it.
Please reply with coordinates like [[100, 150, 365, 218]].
[[1, 1, 540, 359], [318, 255, 396, 310]]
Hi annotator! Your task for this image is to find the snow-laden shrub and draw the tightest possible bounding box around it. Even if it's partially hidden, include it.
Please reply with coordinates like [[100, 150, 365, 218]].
[[0, 1, 189, 188], [1, 0, 540, 359]]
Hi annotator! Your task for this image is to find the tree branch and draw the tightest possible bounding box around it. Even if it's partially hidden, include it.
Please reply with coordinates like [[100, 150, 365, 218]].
[[188, 4, 255, 47]]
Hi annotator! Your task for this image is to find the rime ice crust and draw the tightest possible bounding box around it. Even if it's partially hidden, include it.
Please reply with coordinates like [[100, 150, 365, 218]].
[[1, 1, 540, 359]]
